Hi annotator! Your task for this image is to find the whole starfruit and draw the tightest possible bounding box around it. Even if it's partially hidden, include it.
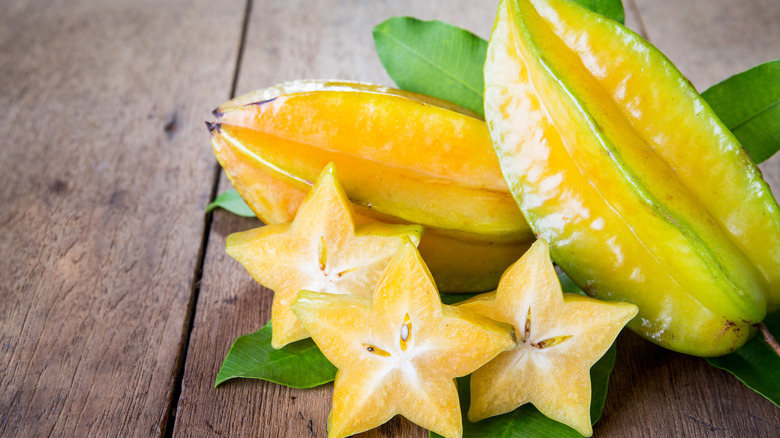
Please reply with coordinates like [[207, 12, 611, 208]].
[[484, 0, 780, 356], [208, 80, 534, 292]]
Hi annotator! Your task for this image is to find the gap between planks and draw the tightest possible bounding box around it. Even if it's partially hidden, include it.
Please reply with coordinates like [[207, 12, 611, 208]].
[[161, 0, 254, 436]]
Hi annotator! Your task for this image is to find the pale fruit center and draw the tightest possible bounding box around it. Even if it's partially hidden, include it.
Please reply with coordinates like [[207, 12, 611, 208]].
[[307, 236, 362, 294], [363, 313, 418, 367], [519, 306, 572, 351]]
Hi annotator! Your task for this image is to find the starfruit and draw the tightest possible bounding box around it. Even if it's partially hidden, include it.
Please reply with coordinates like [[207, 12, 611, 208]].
[[457, 240, 637, 436], [484, 0, 780, 355], [208, 80, 534, 292], [225, 163, 422, 348], [292, 239, 517, 438]]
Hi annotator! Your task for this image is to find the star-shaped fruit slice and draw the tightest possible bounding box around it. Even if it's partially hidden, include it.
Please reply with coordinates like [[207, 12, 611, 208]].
[[292, 240, 517, 438], [226, 163, 422, 348], [457, 239, 637, 436]]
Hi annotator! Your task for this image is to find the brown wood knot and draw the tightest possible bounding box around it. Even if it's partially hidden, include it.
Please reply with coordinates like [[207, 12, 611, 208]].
[[164, 111, 179, 139], [49, 179, 68, 194]]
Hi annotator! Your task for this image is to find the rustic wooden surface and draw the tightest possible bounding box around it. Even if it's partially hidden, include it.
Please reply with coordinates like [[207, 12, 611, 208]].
[[0, 0, 245, 436], [1, 0, 779, 437]]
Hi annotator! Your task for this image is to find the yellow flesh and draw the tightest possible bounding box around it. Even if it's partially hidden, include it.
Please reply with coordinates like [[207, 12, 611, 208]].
[[293, 242, 516, 438], [457, 240, 637, 436], [225, 164, 422, 348]]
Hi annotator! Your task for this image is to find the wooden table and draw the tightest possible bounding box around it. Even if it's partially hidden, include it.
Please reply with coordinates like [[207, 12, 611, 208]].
[[1, 0, 779, 436]]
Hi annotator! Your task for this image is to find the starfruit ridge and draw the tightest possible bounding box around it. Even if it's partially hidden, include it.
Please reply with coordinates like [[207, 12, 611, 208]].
[[208, 80, 535, 292], [483, 0, 780, 355]]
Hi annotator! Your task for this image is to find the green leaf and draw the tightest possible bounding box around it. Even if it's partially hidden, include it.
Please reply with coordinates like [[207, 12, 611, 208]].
[[569, 0, 625, 24], [430, 344, 618, 437], [215, 320, 337, 388], [440, 292, 479, 305], [702, 60, 780, 164], [373, 17, 487, 115], [705, 311, 780, 407], [206, 189, 256, 217]]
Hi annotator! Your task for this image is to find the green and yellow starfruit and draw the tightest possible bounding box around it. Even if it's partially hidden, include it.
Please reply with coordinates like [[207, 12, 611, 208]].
[[209, 80, 534, 292], [484, 0, 780, 355]]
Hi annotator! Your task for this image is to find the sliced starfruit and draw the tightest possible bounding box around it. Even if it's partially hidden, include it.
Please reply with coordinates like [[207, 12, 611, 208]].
[[484, 0, 780, 355], [208, 80, 534, 292], [457, 240, 637, 436], [225, 163, 422, 348], [292, 240, 517, 438]]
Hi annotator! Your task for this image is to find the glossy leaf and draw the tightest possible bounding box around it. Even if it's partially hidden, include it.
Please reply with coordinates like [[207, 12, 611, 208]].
[[206, 189, 256, 217], [706, 311, 780, 407], [430, 344, 617, 437], [440, 292, 478, 305], [701, 60, 780, 163], [373, 17, 488, 115], [215, 320, 337, 388]]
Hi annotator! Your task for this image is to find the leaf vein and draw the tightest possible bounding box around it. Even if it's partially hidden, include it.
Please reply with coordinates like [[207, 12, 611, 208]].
[[377, 29, 482, 97], [728, 99, 780, 133]]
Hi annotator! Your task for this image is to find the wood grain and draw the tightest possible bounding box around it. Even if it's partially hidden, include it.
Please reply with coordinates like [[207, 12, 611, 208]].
[[0, 0, 244, 436], [601, 332, 780, 437], [231, 0, 497, 96], [175, 0, 780, 437]]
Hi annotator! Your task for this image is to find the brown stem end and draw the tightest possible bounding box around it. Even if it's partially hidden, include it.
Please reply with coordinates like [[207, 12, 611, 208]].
[[757, 322, 780, 357]]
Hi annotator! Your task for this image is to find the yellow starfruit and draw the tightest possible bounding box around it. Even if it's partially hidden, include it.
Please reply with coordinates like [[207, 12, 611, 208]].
[[225, 163, 422, 348], [208, 80, 534, 292], [457, 240, 637, 436], [292, 240, 517, 438], [484, 0, 780, 355]]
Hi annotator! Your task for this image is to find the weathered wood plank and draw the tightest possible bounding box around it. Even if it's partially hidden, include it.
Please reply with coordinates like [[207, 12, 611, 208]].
[[177, 0, 780, 437], [0, 0, 245, 436], [232, 0, 497, 94], [603, 332, 780, 436]]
